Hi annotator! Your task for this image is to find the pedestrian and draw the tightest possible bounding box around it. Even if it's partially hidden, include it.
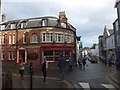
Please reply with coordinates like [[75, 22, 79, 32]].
[[78, 56, 82, 69], [19, 56, 25, 80], [82, 55, 87, 70], [29, 62, 34, 90], [41, 57, 48, 82], [107, 54, 112, 67], [68, 57, 73, 71], [58, 54, 66, 82]]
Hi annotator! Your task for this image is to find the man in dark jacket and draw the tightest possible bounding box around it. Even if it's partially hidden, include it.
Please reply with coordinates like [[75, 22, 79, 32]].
[[58, 54, 66, 82]]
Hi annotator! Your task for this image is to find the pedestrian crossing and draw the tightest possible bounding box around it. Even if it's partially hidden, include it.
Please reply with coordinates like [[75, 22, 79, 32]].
[[79, 82, 116, 90]]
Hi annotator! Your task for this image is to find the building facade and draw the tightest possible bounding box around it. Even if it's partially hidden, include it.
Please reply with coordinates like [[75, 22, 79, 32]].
[[98, 35, 104, 60], [114, 0, 120, 67], [0, 12, 77, 65]]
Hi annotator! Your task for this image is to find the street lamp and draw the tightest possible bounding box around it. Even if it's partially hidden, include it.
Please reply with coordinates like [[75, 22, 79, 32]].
[[16, 20, 24, 63]]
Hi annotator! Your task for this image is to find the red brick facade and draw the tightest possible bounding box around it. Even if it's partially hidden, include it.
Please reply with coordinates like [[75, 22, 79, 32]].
[[0, 12, 77, 65]]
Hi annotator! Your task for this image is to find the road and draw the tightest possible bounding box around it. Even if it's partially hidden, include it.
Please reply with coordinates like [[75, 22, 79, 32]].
[[47, 60, 117, 89], [2, 60, 117, 89]]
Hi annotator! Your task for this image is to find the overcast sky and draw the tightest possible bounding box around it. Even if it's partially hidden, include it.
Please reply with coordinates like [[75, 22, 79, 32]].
[[1, 0, 117, 47]]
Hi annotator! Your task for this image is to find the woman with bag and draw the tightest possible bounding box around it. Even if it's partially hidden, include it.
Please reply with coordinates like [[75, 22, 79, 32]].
[[82, 55, 87, 70], [19, 56, 25, 80], [41, 57, 48, 82]]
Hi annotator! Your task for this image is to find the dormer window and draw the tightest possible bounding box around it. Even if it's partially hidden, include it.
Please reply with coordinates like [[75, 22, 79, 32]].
[[11, 24, 16, 29], [0, 25, 5, 30], [42, 19, 48, 26], [21, 23, 26, 28]]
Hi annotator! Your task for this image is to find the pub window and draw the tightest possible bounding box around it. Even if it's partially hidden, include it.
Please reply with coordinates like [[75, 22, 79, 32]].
[[2, 53, 4, 60], [0, 35, 2, 45], [55, 33, 63, 42], [44, 50, 53, 61], [8, 52, 12, 60], [23, 33, 27, 43], [9, 35, 12, 44], [2, 35, 5, 44], [30, 34, 38, 43], [42, 33, 53, 42], [65, 34, 71, 43], [13, 34, 16, 44]]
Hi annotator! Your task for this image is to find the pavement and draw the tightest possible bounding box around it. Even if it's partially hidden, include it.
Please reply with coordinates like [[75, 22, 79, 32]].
[[2, 61, 75, 89], [2, 61, 120, 89], [106, 64, 120, 89]]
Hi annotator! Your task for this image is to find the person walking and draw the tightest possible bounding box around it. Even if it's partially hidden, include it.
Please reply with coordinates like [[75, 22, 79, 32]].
[[82, 55, 87, 70], [19, 56, 25, 80], [68, 57, 73, 71], [78, 56, 82, 69], [58, 54, 66, 82], [41, 57, 48, 82]]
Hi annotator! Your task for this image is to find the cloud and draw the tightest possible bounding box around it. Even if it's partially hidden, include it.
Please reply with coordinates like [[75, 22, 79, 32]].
[[2, 0, 117, 47]]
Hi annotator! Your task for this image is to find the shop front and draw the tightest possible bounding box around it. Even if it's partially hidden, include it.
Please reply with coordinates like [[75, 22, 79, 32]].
[[39, 44, 75, 64]]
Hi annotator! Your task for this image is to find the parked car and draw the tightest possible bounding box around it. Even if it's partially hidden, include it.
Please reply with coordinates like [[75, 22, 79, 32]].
[[90, 55, 98, 63]]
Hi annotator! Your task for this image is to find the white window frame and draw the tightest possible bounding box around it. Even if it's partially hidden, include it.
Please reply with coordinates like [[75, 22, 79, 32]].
[[23, 33, 27, 44], [12, 52, 15, 60], [2, 35, 5, 44], [55, 33, 63, 42], [42, 32, 53, 42], [0, 35, 2, 45], [65, 34, 71, 43], [1, 52, 4, 60], [8, 52, 11, 60], [12, 34, 16, 44], [11, 24, 16, 29], [30, 34, 38, 43], [1, 25, 5, 30], [9, 35, 12, 44], [42, 19, 48, 26]]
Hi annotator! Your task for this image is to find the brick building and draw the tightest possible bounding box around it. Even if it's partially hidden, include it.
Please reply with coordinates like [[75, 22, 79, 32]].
[[0, 12, 77, 65]]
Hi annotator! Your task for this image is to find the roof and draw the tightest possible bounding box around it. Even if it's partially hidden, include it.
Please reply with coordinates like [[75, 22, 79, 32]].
[[0, 16, 76, 31], [107, 29, 114, 36], [115, 0, 120, 8]]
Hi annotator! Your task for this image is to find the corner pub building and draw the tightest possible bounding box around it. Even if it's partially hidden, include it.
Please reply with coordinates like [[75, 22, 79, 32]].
[[0, 12, 78, 65]]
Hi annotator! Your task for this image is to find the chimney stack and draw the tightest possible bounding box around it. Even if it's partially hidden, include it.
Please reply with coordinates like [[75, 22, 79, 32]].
[[1, 13, 6, 22], [59, 11, 68, 22]]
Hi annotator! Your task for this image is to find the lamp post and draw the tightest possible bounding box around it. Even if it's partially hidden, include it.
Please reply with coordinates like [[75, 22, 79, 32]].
[[16, 20, 24, 63]]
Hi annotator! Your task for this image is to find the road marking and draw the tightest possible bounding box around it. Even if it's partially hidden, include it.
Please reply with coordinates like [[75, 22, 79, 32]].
[[101, 84, 116, 90], [79, 82, 90, 90]]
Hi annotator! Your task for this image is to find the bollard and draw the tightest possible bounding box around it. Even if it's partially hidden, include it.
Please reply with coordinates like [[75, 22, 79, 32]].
[[30, 62, 34, 90], [5, 71, 12, 89]]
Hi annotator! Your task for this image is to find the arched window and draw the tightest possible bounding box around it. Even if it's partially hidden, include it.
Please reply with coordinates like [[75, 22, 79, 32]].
[[0, 35, 2, 45], [31, 34, 38, 43], [23, 33, 27, 43]]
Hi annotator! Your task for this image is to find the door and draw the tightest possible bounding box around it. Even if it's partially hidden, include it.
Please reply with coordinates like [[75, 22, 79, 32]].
[[19, 50, 25, 62]]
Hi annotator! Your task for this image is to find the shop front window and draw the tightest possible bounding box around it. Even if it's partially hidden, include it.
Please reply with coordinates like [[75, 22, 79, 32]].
[[55, 51, 63, 61], [65, 50, 71, 60], [44, 50, 53, 61]]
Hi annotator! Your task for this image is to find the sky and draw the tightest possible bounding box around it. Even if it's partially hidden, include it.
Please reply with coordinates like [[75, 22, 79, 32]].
[[1, 0, 117, 47]]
